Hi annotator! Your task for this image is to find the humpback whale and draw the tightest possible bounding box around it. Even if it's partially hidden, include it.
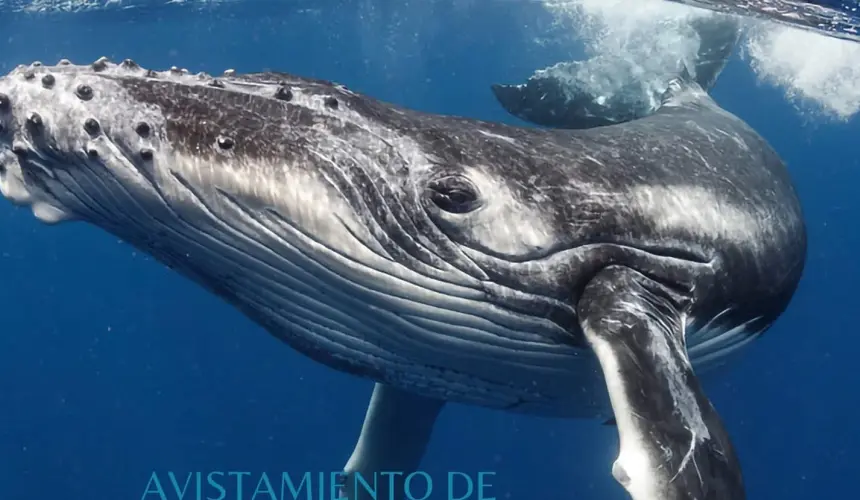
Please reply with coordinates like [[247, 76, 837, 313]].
[[0, 57, 806, 500], [492, 13, 742, 129]]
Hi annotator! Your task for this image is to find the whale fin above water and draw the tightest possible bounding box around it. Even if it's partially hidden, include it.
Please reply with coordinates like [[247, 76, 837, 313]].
[[686, 14, 744, 90], [658, 64, 723, 114], [578, 266, 745, 500], [342, 383, 445, 500], [491, 13, 741, 130]]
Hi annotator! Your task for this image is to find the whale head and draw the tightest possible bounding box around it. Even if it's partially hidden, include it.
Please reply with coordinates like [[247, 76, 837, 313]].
[[0, 57, 622, 411]]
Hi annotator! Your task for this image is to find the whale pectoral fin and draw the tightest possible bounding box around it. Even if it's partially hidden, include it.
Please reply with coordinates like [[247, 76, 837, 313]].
[[490, 60, 656, 130], [490, 66, 603, 130], [341, 383, 445, 500], [490, 82, 552, 127], [689, 14, 742, 91], [490, 83, 525, 111], [576, 266, 745, 500]]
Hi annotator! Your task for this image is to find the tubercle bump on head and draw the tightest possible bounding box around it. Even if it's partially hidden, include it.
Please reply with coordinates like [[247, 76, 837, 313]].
[[4, 56, 348, 112]]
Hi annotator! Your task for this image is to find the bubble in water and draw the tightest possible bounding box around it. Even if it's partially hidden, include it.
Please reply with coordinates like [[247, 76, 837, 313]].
[[744, 22, 860, 121], [540, 0, 860, 121]]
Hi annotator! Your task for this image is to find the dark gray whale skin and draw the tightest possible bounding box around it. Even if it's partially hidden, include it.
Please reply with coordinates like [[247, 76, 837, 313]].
[[0, 58, 805, 500], [492, 14, 742, 129]]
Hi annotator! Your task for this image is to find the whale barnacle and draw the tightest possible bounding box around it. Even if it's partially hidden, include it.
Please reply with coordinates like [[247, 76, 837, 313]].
[[41, 74, 55, 88], [83, 118, 100, 136], [209, 79, 225, 89], [31, 61, 43, 67], [0, 93, 10, 112], [216, 136, 234, 150], [120, 59, 139, 69], [223, 69, 236, 77], [169, 66, 180, 74], [22, 70, 35, 80], [86, 145, 99, 158], [324, 96, 339, 109], [58, 59, 71, 66], [75, 84, 94, 101], [11, 142, 28, 157]]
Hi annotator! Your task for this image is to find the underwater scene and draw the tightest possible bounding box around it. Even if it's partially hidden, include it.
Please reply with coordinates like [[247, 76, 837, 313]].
[[0, 0, 858, 499]]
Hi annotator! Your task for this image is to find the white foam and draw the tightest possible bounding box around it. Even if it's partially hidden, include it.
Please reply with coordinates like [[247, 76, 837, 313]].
[[744, 22, 860, 120], [541, 0, 860, 121]]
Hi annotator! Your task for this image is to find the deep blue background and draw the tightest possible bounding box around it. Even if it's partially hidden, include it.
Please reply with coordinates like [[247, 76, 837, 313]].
[[0, 1, 856, 499]]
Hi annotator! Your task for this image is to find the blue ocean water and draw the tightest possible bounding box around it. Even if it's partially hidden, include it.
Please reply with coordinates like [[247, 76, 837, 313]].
[[0, 2, 857, 500]]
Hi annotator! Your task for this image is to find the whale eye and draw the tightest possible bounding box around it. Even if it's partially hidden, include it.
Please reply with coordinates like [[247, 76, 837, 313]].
[[427, 176, 480, 214]]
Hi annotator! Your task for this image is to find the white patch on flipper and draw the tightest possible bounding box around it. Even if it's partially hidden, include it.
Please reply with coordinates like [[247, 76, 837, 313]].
[[623, 303, 710, 474], [627, 185, 761, 243], [583, 306, 711, 498], [344, 383, 443, 494], [584, 321, 662, 500]]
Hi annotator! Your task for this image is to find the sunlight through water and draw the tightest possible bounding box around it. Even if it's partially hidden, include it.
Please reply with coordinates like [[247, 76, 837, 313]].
[[542, 0, 860, 120]]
